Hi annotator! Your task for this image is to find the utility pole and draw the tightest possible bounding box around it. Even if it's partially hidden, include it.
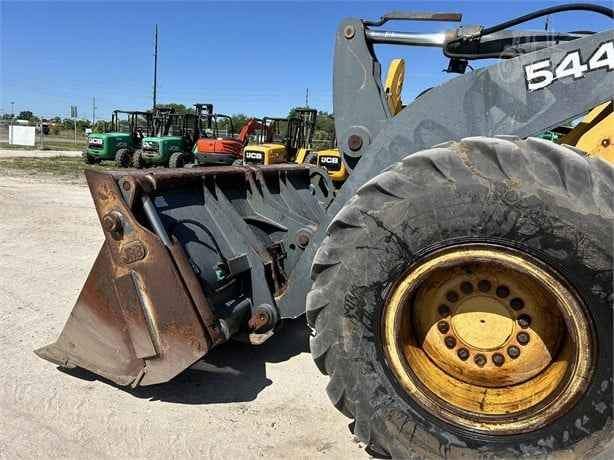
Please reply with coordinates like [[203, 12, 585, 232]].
[[305, 88, 309, 108], [40, 119, 44, 149], [71, 105, 78, 145], [10, 101, 15, 125], [153, 24, 158, 110], [92, 96, 97, 126]]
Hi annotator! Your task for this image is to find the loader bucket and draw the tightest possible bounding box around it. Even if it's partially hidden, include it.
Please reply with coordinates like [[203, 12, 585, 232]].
[[36, 165, 331, 386]]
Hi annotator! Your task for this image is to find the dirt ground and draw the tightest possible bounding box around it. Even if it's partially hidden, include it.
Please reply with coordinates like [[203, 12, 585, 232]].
[[2, 163, 612, 460], [0, 172, 367, 459], [0, 148, 82, 159]]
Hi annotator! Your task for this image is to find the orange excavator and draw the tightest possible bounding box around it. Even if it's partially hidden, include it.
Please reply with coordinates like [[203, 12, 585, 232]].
[[190, 104, 265, 166]]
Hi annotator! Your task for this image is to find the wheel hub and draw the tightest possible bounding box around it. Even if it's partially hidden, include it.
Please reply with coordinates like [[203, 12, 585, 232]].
[[451, 297, 513, 350], [381, 244, 594, 434]]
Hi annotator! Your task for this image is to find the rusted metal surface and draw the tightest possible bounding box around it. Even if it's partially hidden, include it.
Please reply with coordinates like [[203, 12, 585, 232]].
[[37, 170, 214, 386], [37, 163, 329, 386], [168, 236, 225, 345]]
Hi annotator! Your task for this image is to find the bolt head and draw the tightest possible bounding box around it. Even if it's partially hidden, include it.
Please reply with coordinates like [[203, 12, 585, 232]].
[[444, 336, 457, 349], [446, 290, 459, 303], [507, 345, 520, 359], [517, 314, 532, 329], [492, 353, 505, 367], [477, 279, 491, 292], [496, 285, 510, 298], [438, 304, 450, 317], [510, 297, 525, 311], [102, 214, 120, 233], [474, 354, 487, 367], [296, 231, 311, 249], [437, 321, 450, 334], [457, 348, 469, 361], [347, 134, 363, 151], [517, 331, 530, 345], [343, 25, 355, 39], [602, 138, 610, 147], [460, 281, 473, 295]]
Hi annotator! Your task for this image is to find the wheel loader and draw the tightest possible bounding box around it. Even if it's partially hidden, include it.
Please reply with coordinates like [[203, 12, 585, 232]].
[[36, 3, 614, 458]]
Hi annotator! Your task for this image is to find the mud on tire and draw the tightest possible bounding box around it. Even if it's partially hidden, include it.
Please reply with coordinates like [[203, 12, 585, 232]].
[[307, 137, 613, 458], [169, 151, 190, 169], [132, 150, 145, 169], [115, 148, 131, 168]]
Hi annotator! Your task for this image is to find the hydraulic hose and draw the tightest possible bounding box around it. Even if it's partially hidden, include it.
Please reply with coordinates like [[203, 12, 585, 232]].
[[482, 3, 613, 36]]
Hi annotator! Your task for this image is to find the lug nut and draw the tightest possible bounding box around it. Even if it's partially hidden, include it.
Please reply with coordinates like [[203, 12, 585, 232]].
[[492, 353, 505, 367], [507, 345, 520, 359], [474, 354, 487, 367], [460, 281, 474, 295], [438, 304, 450, 317], [457, 348, 470, 361], [510, 297, 525, 310], [437, 321, 450, 334], [444, 336, 456, 349], [517, 314, 532, 329], [517, 331, 530, 345], [478, 279, 491, 292], [446, 290, 459, 303], [496, 285, 510, 298]]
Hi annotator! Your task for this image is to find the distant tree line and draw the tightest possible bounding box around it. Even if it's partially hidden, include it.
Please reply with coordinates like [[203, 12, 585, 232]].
[[3, 104, 336, 143]]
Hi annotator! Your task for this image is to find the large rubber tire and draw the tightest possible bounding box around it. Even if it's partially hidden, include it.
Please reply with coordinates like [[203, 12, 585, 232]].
[[115, 148, 131, 168], [132, 150, 145, 169], [307, 137, 613, 458], [168, 151, 190, 169]]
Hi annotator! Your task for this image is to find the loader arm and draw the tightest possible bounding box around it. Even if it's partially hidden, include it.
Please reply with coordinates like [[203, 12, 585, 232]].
[[279, 25, 614, 317]]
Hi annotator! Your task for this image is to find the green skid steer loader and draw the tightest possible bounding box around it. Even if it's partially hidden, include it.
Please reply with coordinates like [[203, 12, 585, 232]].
[[83, 110, 153, 167]]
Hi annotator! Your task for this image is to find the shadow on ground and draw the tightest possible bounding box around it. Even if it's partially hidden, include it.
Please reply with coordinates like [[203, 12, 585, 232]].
[[60, 317, 310, 404]]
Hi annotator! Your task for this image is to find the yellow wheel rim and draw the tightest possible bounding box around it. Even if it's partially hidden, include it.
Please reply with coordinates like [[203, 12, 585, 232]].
[[381, 244, 594, 434]]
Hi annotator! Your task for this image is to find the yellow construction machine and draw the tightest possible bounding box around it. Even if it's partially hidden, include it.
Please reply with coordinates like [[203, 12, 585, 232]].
[[560, 101, 613, 162], [36, 4, 614, 459]]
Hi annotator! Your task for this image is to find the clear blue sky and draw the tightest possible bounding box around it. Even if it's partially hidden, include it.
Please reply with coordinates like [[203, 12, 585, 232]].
[[1, 1, 611, 120]]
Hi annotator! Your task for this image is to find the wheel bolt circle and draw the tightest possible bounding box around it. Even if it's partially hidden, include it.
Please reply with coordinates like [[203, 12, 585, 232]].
[[507, 345, 521, 359], [517, 331, 530, 345], [457, 348, 470, 361], [437, 321, 450, 334], [444, 336, 457, 349], [517, 314, 532, 329], [492, 353, 505, 366], [474, 354, 487, 367]]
